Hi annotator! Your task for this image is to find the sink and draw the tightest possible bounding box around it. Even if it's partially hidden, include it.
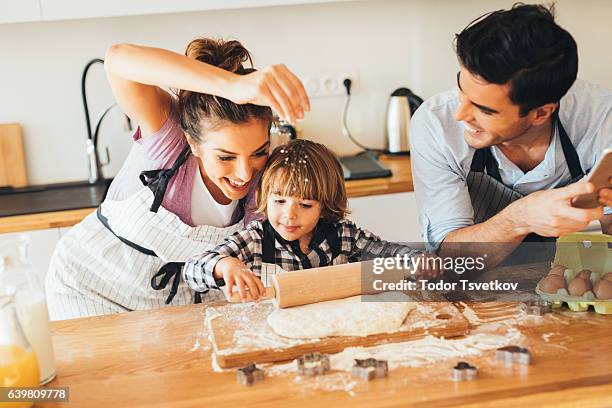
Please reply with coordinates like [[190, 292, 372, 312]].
[[0, 179, 113, 217]]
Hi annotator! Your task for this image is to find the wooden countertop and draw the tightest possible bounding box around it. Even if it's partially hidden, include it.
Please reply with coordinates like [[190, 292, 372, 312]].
[[41, 300, 612, 407], [344, 155, 413, 198], [0, 208, 95, 234], [0, 156, 412, 234]]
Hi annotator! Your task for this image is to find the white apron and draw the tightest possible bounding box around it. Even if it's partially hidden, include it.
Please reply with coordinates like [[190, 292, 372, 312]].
[[46, 149, 245, 320]]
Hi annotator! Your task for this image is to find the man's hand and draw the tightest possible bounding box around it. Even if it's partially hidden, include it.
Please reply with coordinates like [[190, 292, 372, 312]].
[[213, 257, 265, 302], [596, 177, 611, 235], [412, 253, 444, 280], [508, 182, 604, 237], [598, 177, 612, 207]]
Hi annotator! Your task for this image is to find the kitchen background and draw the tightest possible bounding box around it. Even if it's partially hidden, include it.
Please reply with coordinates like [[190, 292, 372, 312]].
[[1, 0, 611, 185], [1, 0, 611, 277]]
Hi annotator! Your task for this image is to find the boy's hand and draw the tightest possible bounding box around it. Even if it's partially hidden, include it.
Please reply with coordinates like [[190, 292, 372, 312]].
[[214, 257, 265, 302]]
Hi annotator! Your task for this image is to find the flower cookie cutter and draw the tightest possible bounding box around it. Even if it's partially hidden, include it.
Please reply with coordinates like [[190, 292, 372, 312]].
[[452, 361, 478, 381], [296, 352, 330, 377], [351, 358, 388, 381], [496, 345, 532, 365]]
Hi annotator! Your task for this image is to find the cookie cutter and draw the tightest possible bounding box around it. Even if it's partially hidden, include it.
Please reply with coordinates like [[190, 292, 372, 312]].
[[452, 361, 478, 381], [496, 346, 532, 365], [521, 299, 552, 316], [351, 358, 388, 381], [296, 352, 330, 376], [237, 363, 264, 386]]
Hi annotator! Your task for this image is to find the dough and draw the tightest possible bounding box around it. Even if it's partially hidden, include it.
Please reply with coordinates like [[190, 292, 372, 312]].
[[267, 292, 415, 339]]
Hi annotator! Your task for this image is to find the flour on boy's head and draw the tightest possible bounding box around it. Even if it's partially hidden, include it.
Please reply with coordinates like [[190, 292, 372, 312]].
[[256, 139, 349, 223]]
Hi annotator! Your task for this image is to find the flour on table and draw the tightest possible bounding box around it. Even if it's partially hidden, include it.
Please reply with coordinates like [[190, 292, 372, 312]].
[[329, 330, 523, 372], [267, 292, 416, 339]]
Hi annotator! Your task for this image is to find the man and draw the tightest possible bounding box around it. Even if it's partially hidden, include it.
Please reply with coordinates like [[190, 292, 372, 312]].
[[411, 4, 611, 265]]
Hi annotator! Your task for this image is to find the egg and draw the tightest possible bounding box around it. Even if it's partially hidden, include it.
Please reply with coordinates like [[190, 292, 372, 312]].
[[593, 279, 612, 300], [603, 272, 612, 282], [539, 275, 566, 294], [548, 265, 566, 276], [576, 269, 592, 280], [567, 277, 591, 297]]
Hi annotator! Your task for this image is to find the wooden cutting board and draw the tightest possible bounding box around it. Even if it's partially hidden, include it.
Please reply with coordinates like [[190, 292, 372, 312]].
[[0, 123, 28, 187], [207, 301, 469, 369]]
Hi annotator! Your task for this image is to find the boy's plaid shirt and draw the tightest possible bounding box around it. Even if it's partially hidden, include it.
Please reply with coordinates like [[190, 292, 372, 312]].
[[183, 219, 422, 292]]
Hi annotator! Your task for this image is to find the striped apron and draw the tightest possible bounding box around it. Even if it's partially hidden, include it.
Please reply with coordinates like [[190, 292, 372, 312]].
[[466, 114, 585, 263], [258, 220, 341, 286], [46, 147, 245, 320]]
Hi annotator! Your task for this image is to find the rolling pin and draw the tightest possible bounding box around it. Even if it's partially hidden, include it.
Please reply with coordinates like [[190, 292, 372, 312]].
[[229, 261, 376, 308]]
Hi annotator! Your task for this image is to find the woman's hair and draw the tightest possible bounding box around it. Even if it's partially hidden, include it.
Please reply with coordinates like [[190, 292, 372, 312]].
[[177, 38, 273, 143], [455, 3, 578, 116], [256, 140, 348, 223]]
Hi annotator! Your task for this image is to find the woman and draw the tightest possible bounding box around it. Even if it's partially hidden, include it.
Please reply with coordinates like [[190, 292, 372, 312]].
[[45, 38, 310, 320]]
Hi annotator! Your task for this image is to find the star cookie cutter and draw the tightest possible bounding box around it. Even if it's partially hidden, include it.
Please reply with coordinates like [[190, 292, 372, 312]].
[[351, 358, 388, 381], [237, 363, 264, 386], [296, 352, 330, 377], [521, 299, 552, 316], [496, 345, 532, 365], [452, 361, 478, 381]]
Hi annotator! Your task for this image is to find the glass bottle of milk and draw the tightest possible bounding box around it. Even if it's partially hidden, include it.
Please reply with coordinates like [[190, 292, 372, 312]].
[[0, 234, 57, 385]]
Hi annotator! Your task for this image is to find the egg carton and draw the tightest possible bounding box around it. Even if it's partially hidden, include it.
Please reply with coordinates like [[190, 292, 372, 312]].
[[536, 269, 612, 315], [535, 232, 612, 315], [536, 288, 612, 314]]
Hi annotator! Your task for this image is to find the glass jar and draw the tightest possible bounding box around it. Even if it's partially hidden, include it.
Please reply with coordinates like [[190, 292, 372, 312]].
[[0, 289, 40, 408], [0, 235, 56, 385]]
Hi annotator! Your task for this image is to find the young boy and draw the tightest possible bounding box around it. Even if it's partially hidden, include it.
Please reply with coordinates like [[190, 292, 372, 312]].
[[183, 140, 432, 300]]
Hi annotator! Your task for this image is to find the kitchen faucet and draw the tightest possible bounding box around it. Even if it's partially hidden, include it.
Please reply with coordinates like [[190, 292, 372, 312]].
[[81, 58, 132, 184]]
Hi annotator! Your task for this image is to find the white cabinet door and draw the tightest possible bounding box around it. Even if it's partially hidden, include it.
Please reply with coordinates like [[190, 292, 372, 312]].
[[348, 192, 422, 244], [0, 0, 41, 23], [58, 227, 72, 237], [39, 0, 357, 22], [0, 229, 61, 286]]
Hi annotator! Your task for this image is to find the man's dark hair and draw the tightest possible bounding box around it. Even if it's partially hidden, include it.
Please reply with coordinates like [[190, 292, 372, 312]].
[[455, 3, 578, 116]]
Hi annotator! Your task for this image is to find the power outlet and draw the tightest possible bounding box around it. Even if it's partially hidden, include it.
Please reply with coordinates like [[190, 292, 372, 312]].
[[303, 71, 358, 98]]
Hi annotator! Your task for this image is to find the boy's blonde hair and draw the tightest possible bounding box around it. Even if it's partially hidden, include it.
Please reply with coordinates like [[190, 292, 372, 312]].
[[256, 139, 348, 223]]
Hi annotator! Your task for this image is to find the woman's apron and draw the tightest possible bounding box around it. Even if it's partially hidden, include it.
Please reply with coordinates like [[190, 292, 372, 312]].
[[466, 113, 585, 263], [46, 146, 245, 320]]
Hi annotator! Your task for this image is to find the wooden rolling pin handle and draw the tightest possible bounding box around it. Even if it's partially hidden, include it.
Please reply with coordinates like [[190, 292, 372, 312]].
[[228, 286, 276, 303], [228, 261, 375, 308], [272, 262, 367, 308]]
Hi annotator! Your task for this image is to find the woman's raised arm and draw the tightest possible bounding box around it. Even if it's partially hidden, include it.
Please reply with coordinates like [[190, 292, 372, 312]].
[[104, 43, 309, 137]]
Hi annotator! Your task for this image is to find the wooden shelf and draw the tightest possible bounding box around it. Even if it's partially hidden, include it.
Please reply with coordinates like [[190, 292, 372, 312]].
[[0, 156, 412, 233]]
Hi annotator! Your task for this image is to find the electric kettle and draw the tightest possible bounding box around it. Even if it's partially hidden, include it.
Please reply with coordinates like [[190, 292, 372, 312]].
[[384, 88, 424, 154]]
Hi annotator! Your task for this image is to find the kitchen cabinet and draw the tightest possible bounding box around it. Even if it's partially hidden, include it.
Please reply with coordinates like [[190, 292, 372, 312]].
[[0, 0, 41, 24], [0, 228, 60, 286], [0, 0, 358, 24], [58, 227, 72, 237], [348, 191, 423, 244]]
